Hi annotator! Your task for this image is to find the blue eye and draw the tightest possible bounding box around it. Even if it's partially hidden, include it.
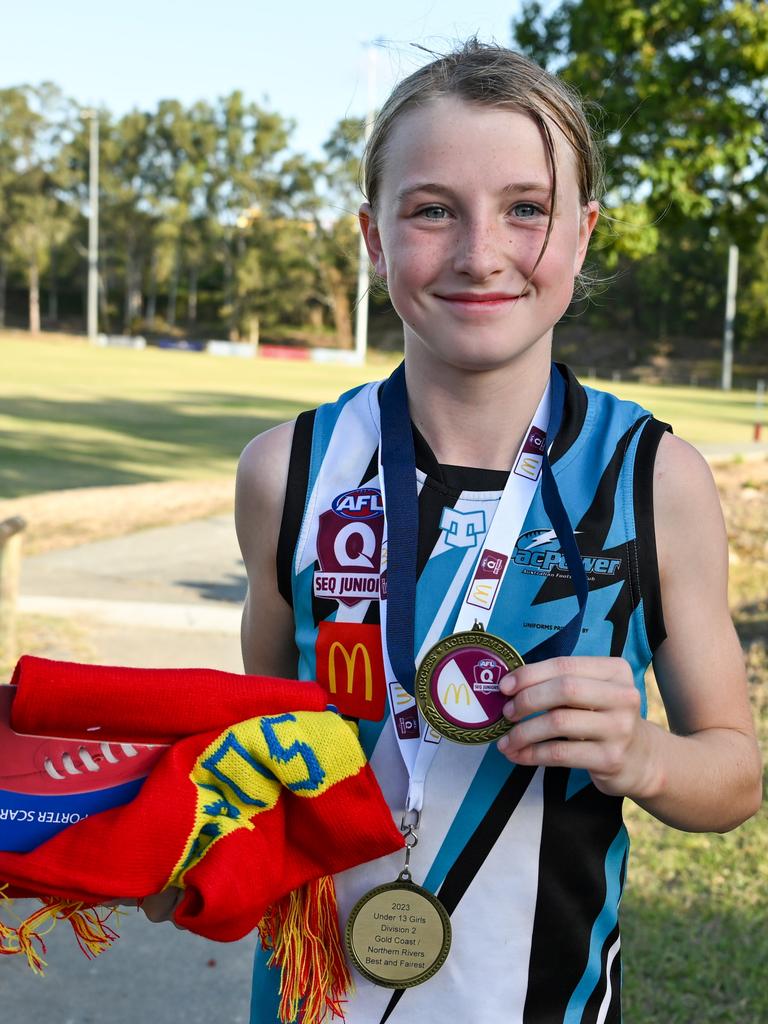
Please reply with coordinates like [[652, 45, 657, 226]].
[[419, 205, 449, 220], [512, 203, 544, 219]]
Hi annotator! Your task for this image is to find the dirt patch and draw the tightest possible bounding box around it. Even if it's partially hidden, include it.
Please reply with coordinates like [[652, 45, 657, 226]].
[[0, 478, 234, 555], [713, 456, 768, 648], [712, 456, 768, 561]]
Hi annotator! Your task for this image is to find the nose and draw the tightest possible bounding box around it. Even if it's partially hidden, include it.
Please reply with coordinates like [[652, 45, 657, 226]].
[[452, 216, 506, 280]]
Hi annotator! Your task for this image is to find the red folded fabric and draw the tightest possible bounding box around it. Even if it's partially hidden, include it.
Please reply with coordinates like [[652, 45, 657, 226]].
[[0, 656, 403, 966], [9, 655, 322, 743]]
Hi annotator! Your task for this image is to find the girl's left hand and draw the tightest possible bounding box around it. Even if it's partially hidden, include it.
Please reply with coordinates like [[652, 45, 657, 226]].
[[103, 887, 185, 927], [497, 655, 654, 798]]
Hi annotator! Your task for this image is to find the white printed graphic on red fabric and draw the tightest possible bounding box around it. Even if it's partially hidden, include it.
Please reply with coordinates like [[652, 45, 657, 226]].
[[314, 488, 384, 606]]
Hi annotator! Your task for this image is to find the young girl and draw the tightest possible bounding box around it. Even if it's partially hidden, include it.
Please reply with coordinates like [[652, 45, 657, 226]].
[[234, 41, 761, 1024]]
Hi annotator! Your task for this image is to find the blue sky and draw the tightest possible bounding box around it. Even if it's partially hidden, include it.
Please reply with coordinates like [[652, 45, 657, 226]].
[[1, 0, 521, 157]]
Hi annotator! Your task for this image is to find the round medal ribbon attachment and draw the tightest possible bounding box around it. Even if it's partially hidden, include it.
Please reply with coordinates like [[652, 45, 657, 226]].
[[345, 879, 451, 988], [415, 630, 524, 744]]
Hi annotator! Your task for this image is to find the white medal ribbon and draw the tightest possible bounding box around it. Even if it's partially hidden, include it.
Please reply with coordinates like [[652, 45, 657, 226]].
[[377, 380, 552, 812]]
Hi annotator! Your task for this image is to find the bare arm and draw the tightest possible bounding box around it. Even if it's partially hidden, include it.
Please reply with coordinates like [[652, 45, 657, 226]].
[[632, 433, 762, 830], [498, 433, 762, 833], [235, 420, 300, 679]]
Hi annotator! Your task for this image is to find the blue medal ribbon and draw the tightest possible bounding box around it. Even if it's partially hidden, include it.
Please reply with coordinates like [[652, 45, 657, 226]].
[[379, 361, 589, 696]]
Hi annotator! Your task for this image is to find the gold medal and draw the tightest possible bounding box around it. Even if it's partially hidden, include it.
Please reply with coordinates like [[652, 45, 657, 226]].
[[415, 628, 524, 744], [345, 875, 451, 988]]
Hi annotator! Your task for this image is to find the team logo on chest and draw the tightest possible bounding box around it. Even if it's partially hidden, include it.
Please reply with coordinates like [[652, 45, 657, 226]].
[[513, 528, 622, 578], [314, 488, 384, 606], [439, 508, 486, 549]]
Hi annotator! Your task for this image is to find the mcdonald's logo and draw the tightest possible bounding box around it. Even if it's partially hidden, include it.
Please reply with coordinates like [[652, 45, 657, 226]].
[[315, 622, 386, 720], [441, 682, 471, 706], [467, 578, 499, 610], [470, 581, 493, 605], [329, 642, 372, 701], [514, 452, 543, 481]]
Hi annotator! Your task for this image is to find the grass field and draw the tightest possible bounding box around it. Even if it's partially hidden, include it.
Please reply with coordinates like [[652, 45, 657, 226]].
[[1, 331, 766, 1019], [0, 335, 399, 497], [1, 334, 765, 499]]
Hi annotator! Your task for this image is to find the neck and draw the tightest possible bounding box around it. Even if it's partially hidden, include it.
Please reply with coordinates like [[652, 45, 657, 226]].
[[403, 347, 552, 471]]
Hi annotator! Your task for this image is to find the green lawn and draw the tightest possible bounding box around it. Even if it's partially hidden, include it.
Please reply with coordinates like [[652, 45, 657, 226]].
[[0, 337, 398, 497], [588, 378, 764, 445], [1, 334, 762, 498], [621, 645, 768, 1022]]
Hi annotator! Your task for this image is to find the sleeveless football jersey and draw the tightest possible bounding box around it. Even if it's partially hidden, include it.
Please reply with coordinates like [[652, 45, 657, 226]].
[[250, 365, 669, 1024]]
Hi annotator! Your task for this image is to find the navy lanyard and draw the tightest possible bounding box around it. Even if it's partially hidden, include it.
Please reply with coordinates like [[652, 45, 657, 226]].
[[379, 362, 589, 696]]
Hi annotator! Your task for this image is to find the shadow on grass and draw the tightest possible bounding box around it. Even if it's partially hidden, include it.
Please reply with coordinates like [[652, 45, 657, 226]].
[[621, 890, 768, 1023], [0, 392, 310, 498]]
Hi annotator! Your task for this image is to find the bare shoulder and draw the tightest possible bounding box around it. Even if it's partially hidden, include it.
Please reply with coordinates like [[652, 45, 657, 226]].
[[652, 432, 726, 577], [653, 432, 719, 506], [235, 420, 299, 677], [235, 421, 295, 555], [236, 421, 295, 513]]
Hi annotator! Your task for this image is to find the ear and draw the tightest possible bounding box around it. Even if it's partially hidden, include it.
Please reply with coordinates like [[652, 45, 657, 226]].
[[574, 201, 599, 275], [358, 203, 387, 278]]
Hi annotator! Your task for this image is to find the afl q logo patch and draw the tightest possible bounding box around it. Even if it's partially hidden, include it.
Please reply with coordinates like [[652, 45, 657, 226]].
[[314, 489, 384, 606]]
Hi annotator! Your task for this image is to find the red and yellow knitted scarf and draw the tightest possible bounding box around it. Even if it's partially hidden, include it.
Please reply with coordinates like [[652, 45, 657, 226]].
[[0, 656, 404, 1023]]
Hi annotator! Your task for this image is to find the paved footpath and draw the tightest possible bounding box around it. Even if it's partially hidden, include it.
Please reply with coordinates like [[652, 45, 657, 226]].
[[4, 516, 257, 1024]]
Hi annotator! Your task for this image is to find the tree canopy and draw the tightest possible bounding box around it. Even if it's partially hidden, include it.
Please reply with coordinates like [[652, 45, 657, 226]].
[[512, 0, 768, 351]]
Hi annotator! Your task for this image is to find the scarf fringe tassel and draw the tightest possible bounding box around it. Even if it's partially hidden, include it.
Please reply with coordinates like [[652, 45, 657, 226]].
[[0, 876, 351, 1023], [258, 876, 352, 1024], [0, 887, 119, 975]]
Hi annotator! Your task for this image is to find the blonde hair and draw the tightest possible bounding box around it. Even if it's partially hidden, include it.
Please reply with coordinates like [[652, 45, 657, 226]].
[[363, 40, 602, 209]]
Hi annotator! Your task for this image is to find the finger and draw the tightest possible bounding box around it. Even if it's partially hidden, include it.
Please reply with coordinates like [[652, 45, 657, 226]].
[[502, 708, 610, 749], [140, 888, 183, 923], [500, 656, 631, 696], [498, 737, 608, 771], [503, 676, 636, 722]]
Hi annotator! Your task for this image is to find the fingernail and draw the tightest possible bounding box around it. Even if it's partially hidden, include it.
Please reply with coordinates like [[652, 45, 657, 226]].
[[500, 673, 517, 695], [497, 734, 509, 752], [503, 699, 515, 719]]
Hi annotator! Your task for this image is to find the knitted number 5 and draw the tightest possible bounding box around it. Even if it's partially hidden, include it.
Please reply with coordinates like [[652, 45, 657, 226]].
[[260, 714, 326, 793]]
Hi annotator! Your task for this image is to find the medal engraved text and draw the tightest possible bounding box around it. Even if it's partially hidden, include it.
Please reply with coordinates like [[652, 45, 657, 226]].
[[348, 888, 450, 985]]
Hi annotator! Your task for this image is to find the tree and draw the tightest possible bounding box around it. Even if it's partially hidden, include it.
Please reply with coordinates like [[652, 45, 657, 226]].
[[312, 117, 368, 348], [204, 94, 362, 344], [1, 84, 76, 333], [0, 88, 35, 327]]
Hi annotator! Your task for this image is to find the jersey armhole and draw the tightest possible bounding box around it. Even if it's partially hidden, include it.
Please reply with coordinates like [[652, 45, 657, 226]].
[[276, 409, 316, 608], [633, 416, 672, 653]]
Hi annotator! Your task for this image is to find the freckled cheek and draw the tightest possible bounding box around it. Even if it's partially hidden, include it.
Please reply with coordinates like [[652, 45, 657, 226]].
[[387, 242, 446, 288], [511, 236, 547, 276], [528, 228, 582, 283]]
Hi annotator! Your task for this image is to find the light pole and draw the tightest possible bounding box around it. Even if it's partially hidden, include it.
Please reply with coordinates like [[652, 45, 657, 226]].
[[82, 109, 99, 342], [353, 41, 379, 365], [721, 244, 738, 391]]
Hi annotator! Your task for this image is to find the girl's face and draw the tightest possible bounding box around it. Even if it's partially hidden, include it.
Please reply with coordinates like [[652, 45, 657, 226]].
[[360, 96, 598, 375]]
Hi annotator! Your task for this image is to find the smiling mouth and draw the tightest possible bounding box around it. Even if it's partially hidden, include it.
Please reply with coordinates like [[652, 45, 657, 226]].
[[436, 292, 526, 308]]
